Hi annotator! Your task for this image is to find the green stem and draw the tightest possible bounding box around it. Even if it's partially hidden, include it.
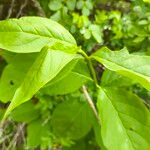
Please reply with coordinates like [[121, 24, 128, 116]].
[[88, 60, 98, 86], [78, 49, 98, 86]]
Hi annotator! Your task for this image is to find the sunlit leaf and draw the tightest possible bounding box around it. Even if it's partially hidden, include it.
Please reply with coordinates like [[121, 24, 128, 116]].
[[91, 47, 150, 91]]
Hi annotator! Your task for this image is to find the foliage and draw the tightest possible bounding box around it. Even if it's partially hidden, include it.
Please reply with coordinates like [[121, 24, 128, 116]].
[[43, 0, 150, 53], [0, 0, 150, 150]]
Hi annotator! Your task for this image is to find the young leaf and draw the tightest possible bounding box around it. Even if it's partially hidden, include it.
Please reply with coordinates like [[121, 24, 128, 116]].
[[97, 87, 150, 150], [51, 98, 92, 140], [89, 24, 103, 43], [0, 17, 76, 53], [3, 47, 75, 119], [91, 47, 150, 91]]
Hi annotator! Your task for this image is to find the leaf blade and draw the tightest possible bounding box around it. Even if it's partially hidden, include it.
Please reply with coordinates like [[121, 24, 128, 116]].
[[97, 87, 150, 150], [91, 47, 150, 91], [41, 59, 92, 95], [0, 17, 76, 53], [51, 98, 92, 140], [3, 47, 75, 119]]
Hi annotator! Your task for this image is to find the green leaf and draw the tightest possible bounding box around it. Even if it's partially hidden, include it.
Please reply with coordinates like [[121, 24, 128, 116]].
[[0, 53, 37, 103], [63, 141, 85, 150], [89, 24, 103, 43], [3, 47, 75, 119], [0, 65, 25, 103], [84, 29, 91, 39], [0, 60, 6, 77], [82, 7, 90, 16], [44, 56, 80, 87], [101, 69, 135, 87], [11, 101, 40, 123], [51, 98, 92, 140], [4, 52, 37, 67], [76, 0, 84, 9], [1, 51, 18, 63], [48, 0, 62, 11], [27, 119, 50, 148], [50, 11, 61, 22], [63, 139, 94, 150], [91, 47, 150, 91], [143, 0, 150, 3], [66, 0, 76, 10], [0, 109, 5, 121], [85, 1, 93, 10], [41, 59, 92, 95], [0, 17, 76, 53], [93, 121, 106, 150], [97, 87, 150, 150]]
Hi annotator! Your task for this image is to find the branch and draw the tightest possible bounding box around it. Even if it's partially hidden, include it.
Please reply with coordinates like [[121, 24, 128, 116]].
[[8, 123, 25, 149], [6, 0, 15, 19], [82, 85, 100, 125], [16, 0, 28, 18], [0, 120, 12, 145], [30, 0, 46, 17], [78, 49, 98, 86], [143, 100, 150, 109]]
